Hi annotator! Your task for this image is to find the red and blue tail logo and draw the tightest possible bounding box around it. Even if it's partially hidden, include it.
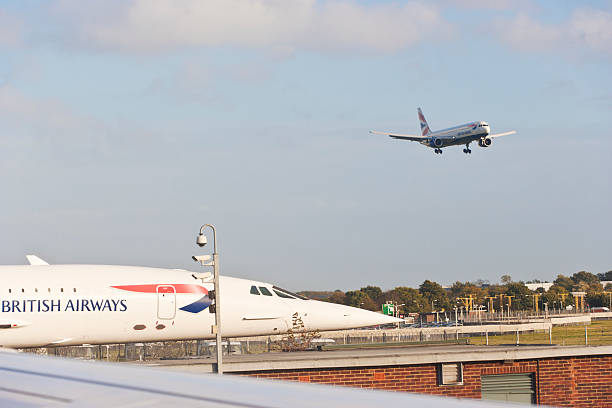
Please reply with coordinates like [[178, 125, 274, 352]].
[[418, 108, 430, 136]]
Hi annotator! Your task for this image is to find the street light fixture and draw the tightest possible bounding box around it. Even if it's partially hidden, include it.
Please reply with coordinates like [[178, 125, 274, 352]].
[[194, 224, 223, 375], [395, 304, 405, 318]]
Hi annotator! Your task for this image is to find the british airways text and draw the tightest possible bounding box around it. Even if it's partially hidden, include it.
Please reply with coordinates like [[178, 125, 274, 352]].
[[1, 299, 128, 313]]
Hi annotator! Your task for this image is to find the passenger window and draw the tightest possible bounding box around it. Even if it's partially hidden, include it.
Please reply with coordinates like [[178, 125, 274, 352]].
[[250, 285, 260, 295], [259, 286, 273, 296]]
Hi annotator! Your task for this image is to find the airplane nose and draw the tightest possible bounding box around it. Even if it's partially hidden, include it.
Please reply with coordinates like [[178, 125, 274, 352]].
[[303, 301, 403, 331], [344, 305, 403, 327]]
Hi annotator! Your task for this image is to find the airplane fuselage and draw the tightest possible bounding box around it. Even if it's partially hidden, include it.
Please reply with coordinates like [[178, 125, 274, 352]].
[[0, 265, 397, 348], [422, 121, 490, 149]]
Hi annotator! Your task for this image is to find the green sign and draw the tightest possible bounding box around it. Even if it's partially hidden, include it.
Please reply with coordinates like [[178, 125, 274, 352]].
[[382, 303, 394, 316]]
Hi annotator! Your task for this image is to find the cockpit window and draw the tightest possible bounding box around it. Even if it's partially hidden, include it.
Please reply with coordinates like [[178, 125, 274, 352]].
[[250, 285, 260, 295], [259, 286, 273, 296], [273, 289, 295, 299], [273, 286, 309, 300]]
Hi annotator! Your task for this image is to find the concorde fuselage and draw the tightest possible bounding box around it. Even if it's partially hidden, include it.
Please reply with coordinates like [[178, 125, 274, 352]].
[[0, 265, 398, 348]]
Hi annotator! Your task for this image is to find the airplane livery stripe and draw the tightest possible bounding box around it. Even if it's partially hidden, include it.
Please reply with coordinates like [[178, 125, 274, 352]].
[[110, 284, 207, 294], [179, 295, 212, 313]]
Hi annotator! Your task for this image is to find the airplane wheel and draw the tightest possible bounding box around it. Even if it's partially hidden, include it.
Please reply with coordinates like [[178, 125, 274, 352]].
[[463, 149, 467, 153]]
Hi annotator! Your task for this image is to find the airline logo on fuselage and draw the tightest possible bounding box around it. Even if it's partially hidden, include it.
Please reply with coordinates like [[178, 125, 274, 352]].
[[1, 284, 211, 314], [1, 299, 127, 313]]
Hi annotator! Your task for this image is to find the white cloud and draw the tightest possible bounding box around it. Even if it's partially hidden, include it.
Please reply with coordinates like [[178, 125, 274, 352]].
[[569, 8, 612, 54], [444, 0, 525, 10], [495, 13, 561, 53], [0, 10, 24, 47], [0, 84, 88, 133], [494, 7, 612, 55], [51, 0, 448, 54]]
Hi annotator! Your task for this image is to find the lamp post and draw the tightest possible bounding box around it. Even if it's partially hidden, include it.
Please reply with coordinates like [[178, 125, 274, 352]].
[[431, 300, 438, 322], [195, 224, 222, 374]]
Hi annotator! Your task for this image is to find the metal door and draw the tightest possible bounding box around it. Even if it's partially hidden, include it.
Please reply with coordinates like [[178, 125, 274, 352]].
[[481, 373, 535, 404], [157, 285, 176, 320]]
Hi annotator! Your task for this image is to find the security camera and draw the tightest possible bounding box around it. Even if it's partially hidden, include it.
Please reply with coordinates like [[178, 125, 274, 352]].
[[196, 234, 208, 247], [192, 255, 212, 263]]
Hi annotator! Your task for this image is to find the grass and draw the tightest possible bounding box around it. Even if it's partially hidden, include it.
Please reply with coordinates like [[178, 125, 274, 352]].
[[468, 320, 612, 346]]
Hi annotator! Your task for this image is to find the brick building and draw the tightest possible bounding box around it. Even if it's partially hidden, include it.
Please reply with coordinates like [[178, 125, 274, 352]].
[[146, 345, 612, 406]]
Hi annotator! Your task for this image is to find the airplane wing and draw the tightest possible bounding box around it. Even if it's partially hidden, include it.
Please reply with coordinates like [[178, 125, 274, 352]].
[[488, 130, 516, 138], [370, 130, 428, 142], [0, 350, 508, 407]]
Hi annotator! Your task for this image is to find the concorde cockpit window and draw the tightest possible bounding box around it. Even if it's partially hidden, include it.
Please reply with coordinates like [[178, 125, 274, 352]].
[[272, 286, 309, 300], [259, 286, 273, 296], [273, 289, 295, 299], [250, 285, 260, 295]]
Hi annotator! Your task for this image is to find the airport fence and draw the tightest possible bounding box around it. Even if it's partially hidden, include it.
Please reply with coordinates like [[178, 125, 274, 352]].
[[24, 318, 612, 361]]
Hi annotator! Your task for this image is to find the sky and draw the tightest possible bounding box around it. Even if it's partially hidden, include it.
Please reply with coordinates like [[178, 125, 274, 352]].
[[0, 0, 611, 291]]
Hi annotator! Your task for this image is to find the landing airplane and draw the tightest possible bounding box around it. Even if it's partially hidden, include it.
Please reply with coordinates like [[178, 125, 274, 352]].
[[0, 350, 507, 407], [0, 256, 400, 348], [371, 108, 516, 154]]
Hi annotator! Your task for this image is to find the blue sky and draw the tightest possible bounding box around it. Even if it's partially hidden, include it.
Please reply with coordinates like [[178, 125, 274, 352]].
[[1, 0, 610, 291]]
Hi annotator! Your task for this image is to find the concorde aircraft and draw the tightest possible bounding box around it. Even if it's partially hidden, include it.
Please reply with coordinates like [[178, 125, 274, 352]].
[[371, 108, 516, 154], [0, 256, 400, 348]]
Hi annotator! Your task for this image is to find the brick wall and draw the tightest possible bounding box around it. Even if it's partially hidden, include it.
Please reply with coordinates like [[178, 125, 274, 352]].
[[237, 355, 612, 407]]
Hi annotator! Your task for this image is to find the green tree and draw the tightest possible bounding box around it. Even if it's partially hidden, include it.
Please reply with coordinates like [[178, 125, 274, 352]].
[[383, 287, 427, 313], [554, 274, 575, 292], [597, 270, 612, 281], [500, 275, 512, 284], [326, 290, 346, 305], [344, 290, 376, 311], [360, 286, 383, 305], [504, 282, 533, 310], [571, 271, 599, 286], [449, 281, 488, 309], [586, 292, 607, 309], [419, 280, 450, 311]]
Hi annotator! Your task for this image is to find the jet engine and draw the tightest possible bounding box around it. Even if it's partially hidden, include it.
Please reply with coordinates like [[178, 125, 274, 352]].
[[431, 138, 443, 147], [478, 137, 492, 147]]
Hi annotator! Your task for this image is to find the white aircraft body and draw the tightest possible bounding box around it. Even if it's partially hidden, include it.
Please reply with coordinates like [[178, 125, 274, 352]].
[[0, 350, 508, 407], [371, 108, 516, 154], [0, 257, 400, 349]]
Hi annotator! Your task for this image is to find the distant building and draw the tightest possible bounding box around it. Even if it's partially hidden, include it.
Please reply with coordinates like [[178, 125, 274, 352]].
[[525, 282, 554, 292]]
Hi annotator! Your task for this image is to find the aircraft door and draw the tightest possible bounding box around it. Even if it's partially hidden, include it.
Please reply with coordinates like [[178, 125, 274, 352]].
[[157, 285, 176, 320]]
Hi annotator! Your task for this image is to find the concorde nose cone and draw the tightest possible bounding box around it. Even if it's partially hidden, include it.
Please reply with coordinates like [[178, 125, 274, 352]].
[[304, 300, 403, 331], [342, 304, 404, 327]]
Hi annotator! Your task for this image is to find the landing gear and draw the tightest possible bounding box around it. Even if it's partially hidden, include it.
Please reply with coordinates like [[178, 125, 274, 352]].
[[434, 148, 443, 154], [463, 144, 472, 154]]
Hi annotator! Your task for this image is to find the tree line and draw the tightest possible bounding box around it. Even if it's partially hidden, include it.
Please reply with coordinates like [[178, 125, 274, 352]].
[[298, 270, 612, 313]]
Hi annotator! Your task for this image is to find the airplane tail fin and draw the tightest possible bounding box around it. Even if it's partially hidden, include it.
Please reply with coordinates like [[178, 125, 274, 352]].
[[417, 108, 431, 136]]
